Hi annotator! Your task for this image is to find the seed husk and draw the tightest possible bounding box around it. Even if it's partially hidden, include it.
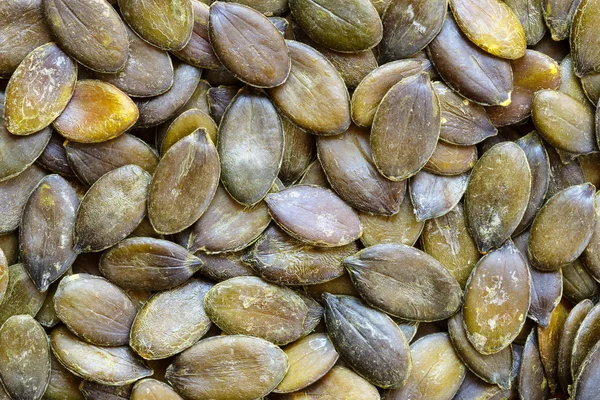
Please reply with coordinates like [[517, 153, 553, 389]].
[[118, 0, 193, 51], [130, 278, 213, 360], [465, 142, 532, 253], [0, 120, 51, 182], [0, 263, 47, 326], [148, 130, 220, 235], [0, 315, 50, 400], [20, 174, 78, 291], [218, 88, 284, 206], [50, 325, 153, 386], [42, 0, 128, 73], [208, 2, 291, 88], [518, 329, 549, 400], [322, 293, 412, 389], [409, 171, 469, 222], [4, 43, 77, 135], [0, 165, 46, 234], [423, 141, 478, 176], [74, 165, 151, 253], [571, 0, 600, 77], [463, 240, 531, 355]]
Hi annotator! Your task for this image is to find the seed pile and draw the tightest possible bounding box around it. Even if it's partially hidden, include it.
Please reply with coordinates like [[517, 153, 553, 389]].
[[1, 0, 600, 399]]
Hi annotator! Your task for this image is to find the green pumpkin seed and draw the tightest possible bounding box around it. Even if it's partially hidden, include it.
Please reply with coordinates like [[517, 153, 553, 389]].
[[543, 0, 582, 41], [80, 381, 132, 400], [344, 244, 462, 321], [0, 120, 50, 182], [304, 271, 360, 300], [423, 141, 478, 176], [195, 251, 255, 282], [279, 116, 315, 185], [44, 353, 83, 400], [0, 263, 47, 326], [538, 300, 569, 394], [20, 174, 78, 291], [218, 88, 283, 206], [118, 0, 193, 51], [571, 302, 600, 378], [504, 0, 546, 45], [222, 0, 288, 15], [166, 335, 288, 400], [317, 124, 406, 215], [546, 142, 586, 198], [268, 40, 351, 135], [37, 132, 75, 177], [559, 54, 592, 106], [204, 276, 309, 344], [181, 79, 211, 115], [562, 258, 599, 303], [0, 233, 18, 266], [453, 371, 505, 400], [573, 340, 600, 400], [463, 240, 531, 354], [75, 165, 151, 253], [518, 329, 549, 400], [207, 85, 239, 124], [571, 0, 600, 76], [582, 192, 600, 280], [50, 325, 152, 386], [581, 71, 600, 105], [0, 165, 46, 233], [208, 2, 291, 87], [43, 0, 128, 72], [131, 379, 182, 400], [35, 280, 61, 328], [157, 109, 218, 156], [0, 315, 50, 400], [148, 130, 220, 235], [130, 278, 213, 360], [371, 73, 441, 181], [4, 43, 76, 135], [465, 142, 531, 253], [409, 171, 469, 222]]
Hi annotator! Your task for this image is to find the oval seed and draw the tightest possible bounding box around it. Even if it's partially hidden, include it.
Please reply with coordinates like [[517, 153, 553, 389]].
[[0, 121, 51, 182], [571, 0, 600, 77], [45, 352, 83, 400], [423, 141, 478, 176], [571, 302, 600, 378], [518, 329, 549, 400], [504, 0, 546, 45], [37, 131, 75, 177], [582, 191, 600, 280], [80, 381, 132, 400], [538, 300, 570, 394], [544, 0, 581, 41], [195, 251, 255, 282], [562, 259, 598, 303], [157, 108, 218, 156], [558, 299, 593, 392], [131, 379, 183, 400], [0, 166, 45, 233], [409, 171, 469, 222], [573, 340, 600, 400], [0, 263, 47, 326]]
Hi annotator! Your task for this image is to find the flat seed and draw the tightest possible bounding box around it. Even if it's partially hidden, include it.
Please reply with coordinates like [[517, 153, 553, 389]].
[[195, 251, 255, 282], [453, 370, 504, 400], [0, 233, 18, 266], [274, 333, 338, 393], [422, 203, 481, 289], [465, 142, 531, 253], [265, 185, 362, 247], [278, 116, 315, 185], [218, 88, 283, 206], [166, 335, 288, 400], [268, 40, 351, 135], [559, 54, 592, 105], [538, 299, 570, 394], [35, 280, 61, 328], [288, 0, 382, 52], [118, 0, 193, 51], [37, 131, 75, 177], [371, 73, 440, 181], [204, 276, 309, 345], [378, 0, 447, 62], [529, 183, 595, 271], [428, 15, 513, 106], [571, 0, 600, 76], [304, 272, 360, 300], [463, 240, 531, 355], [573, 340, 600, 400], [344, 244, 462, 321], [299, 160, 331, 187], [571, 302, 600, 379], [80, 381, 132, 400], [130, 278, 213, 360], [0, 164, 46, 233], [562, 258, 599, 303], [65, 133, 158, 186], [20, 174, 78, 291], [423, 141, 478, 176], [449, 0, 527, 59], [54, 274, 137, 346], [448, 311, 513, 389], [53, 80, 138, 143], [383, 333, 467, 400], [208, 2, 291, 87], [0, 263, 47, 326], [221, 0, 288, 15], [94, 25, 174, 98], [544, 0, 582, 41], [244, 225, 356, 285], [148, 130, 220, 235], [157, 109, 218, 156], [546, 142, 586, 198], [351, 59, 430, 128], [409, 171, 469, 222], [322, 294, 411, 389], [43, 0, 128, 72], [0, 315, 50, 400], [74, 165, 151, 253], [518, 329, 549, 400], [504, 0, 546, 45], [582, 192, 600, 280], [45, 352, 83, 400], [317, 124, 406, 215], [0, 120, 51, 182], [50, 325, 152, 386], [131, 379, 183, 400], [207, 85, 238, 124], [0, 251, 6, 306], [581, 71, 600, 105], [4, 43, 76, 135]]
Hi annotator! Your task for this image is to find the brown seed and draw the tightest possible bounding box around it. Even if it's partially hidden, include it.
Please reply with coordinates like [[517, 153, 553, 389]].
[[323, 294, 412, 389], [559, 54, 592, 106], [571, 302, 600, 379], [148, 130, 220, 235], [504, 0, 546, 45], [268, 40, 351, 135], [37, 131, 75, 177], [0, 120, 51, 182], [207, 85, 239, 124], [573, 340, 600, 400], [118, 0, 193, 51], [453, 370, 505, 400], [20, 175, 78, 291], [222, 0, 288, 15], [218, 88, 284, 206], [244, 225, 356, 285], [299, 160, 331, 188], [157, 109, 218, 156], [53, 80, 138, 143], [204, 276, 309, 345], [409, 171, 469, 222], [278, 116, 315, 185], [50, 325, 152, 386], [317, 124, 406, 215], [581, 71, 600, 105], [43, 0, 128, 73], [0, 164, 46, 233], [131, 379, 183, 400], [195, 251, 255, 282], [35, 280, 61, 328], [546, 142, 586, 198], [265, 185, 362, 247], [166, 335, 288, 400], [428, 15, 513, 106], [0, 315, 50, 400], [80, 381, 133, 400], [582, 192, 600, 280], [543, 0, 581, 41], [4, 43, 76, 135], [0, 263, 47, 326], [423, 141, 478, 176], [465, 142, 531, 253], [538, 300, 570, 394], [449, 0, 527, 59], [519, 329, 549, 400], [463, 240, 531, 355], [100, 237, 202, 291], [54, 274, 137, 346], [528, 183, 596, 271], [383, 333, 467, 400], [0, 233, 18, 266], [571, 0, 600, 77], [208, 1, 291, 87], [558, 299, 593, 392], [130, 278, 213, 360], [74, 165, 151, 253], [45, 353, 83, 400], [562, 258, 599, 303]]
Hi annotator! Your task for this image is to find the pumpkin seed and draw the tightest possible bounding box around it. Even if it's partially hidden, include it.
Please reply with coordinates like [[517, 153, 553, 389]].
[[0, 263, 47, 326], [222, 0, 288, 15], [279, 116, 315, 185], [571, 302, 600, 379], [571, 0, 600, 76], [0, 120, 51, 182], [558, 299, 593, 392], [562, 258, 599, 303], [518, 328, 549, 400], [409, 171, 469, 222], [44, 352, 83, 400], [504, 0, 546, 45], [195, 251, 255, 282], [560, 54, 592, 105], [538, 299, 570, 394], [423, 141, 478, 176], [544, 0, 582, 41], [37, 132, 75, 177], [157, 109, 218, 156], [573, 339, 600, 400], [0, 165, 46, 233], [131, 379, 182, 400], [207, 85, 239, 124], [80, 381, 132, 400], [35, 280, 61, 328]]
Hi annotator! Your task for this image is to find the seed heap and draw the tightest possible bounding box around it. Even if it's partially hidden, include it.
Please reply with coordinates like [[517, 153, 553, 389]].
[[1, 0, 600, 399]]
